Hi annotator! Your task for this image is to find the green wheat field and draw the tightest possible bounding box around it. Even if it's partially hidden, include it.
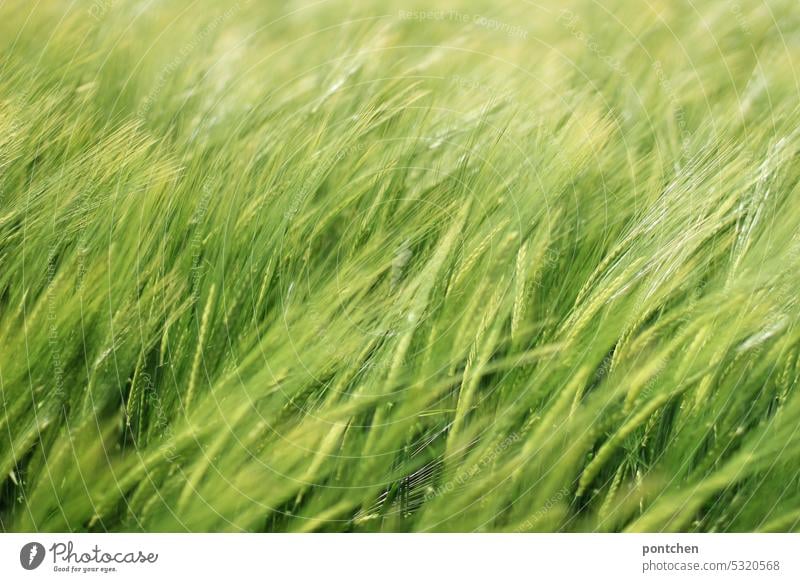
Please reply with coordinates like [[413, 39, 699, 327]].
[[2, 0, 800, 532]]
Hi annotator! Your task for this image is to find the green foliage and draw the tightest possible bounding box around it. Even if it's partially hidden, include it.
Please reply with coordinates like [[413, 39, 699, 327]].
[[1, 0, 800, 532]]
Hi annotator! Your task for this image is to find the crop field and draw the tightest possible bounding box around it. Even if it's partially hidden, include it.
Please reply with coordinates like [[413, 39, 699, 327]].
[[1, 0, 800, 532]]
